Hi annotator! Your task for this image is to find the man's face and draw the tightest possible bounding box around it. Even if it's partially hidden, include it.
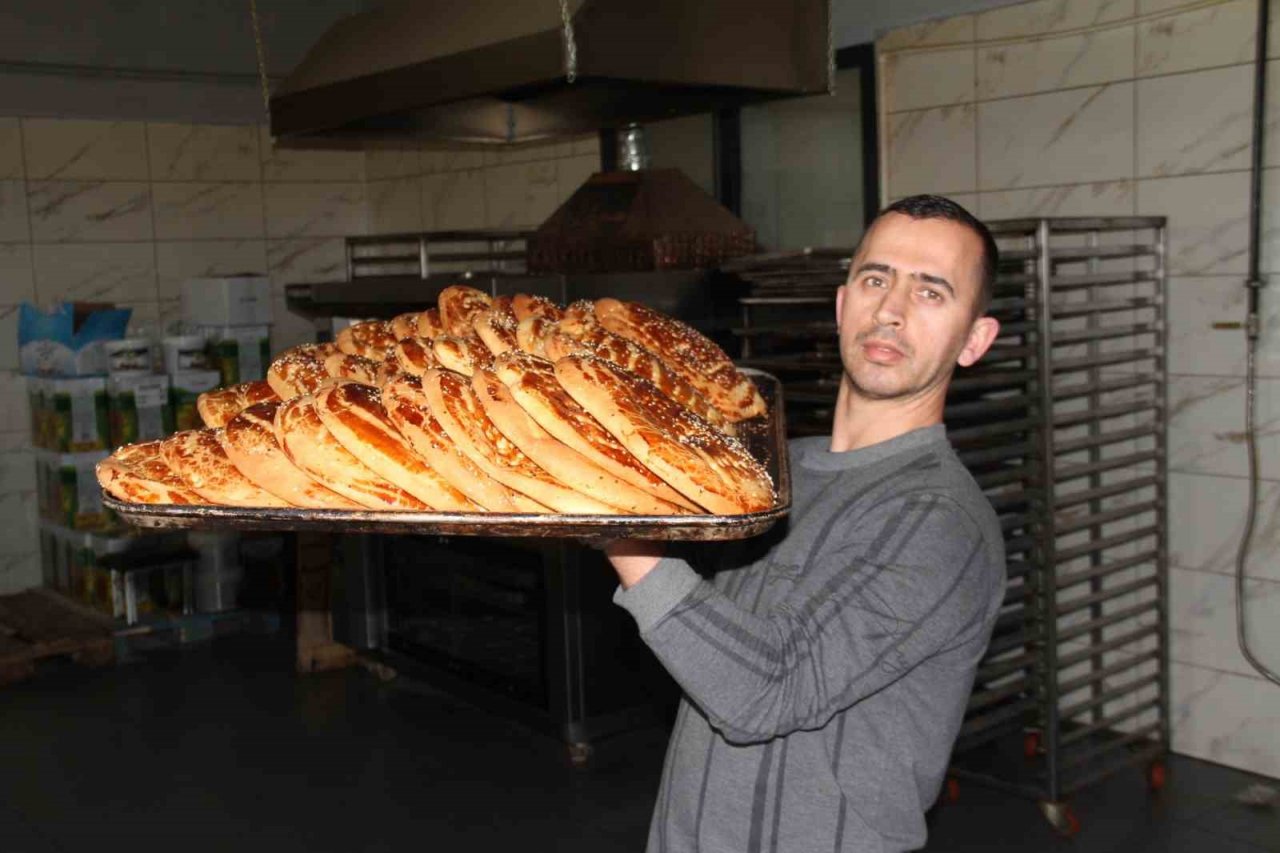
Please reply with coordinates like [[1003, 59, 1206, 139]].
[[836, 213, 997, 403]]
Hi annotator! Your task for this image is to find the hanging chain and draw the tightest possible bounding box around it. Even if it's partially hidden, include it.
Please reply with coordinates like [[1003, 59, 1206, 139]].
[[249, 0, 272, 121], [827, 0, 836, 95], [558, 0, 578, 83]]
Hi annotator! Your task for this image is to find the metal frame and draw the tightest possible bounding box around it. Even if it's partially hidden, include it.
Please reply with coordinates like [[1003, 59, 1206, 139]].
[[344, 230, 535, 280]]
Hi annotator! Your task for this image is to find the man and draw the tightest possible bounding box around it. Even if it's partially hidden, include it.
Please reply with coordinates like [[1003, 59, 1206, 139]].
[[606, 195, 1007, 852]]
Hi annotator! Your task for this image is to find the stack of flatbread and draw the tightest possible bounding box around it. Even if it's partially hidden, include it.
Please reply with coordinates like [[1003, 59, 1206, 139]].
[[97, 286, 774, 516]]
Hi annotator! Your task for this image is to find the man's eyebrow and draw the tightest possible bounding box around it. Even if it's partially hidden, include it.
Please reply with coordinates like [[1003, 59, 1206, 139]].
[[853, 262, 893, 276], [914, 271, 955, 296]]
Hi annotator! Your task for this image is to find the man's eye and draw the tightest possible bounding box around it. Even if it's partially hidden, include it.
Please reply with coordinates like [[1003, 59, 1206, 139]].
[[920, 288, 942, 301], [865, 277, 885, 288]]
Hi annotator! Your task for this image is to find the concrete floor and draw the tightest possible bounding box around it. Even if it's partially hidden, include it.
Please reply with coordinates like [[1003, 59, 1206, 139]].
[[1, 634, 1276, 852]]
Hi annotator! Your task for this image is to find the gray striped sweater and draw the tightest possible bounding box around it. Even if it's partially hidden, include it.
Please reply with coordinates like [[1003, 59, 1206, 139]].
[[614, 425, 1006, 852]]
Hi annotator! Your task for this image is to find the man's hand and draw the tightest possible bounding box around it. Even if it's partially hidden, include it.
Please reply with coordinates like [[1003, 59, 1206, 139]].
[[604, 539, 667, 589]]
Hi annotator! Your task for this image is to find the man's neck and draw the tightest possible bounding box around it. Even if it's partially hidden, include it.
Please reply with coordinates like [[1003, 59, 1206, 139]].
[[829, 376, 946, 453]]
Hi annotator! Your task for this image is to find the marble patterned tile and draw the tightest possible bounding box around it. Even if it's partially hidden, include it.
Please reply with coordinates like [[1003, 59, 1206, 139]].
[[1167, 276, 1249, 377], [26, 181, 152, 242], [419, 148, 485, 174], [1137, 171, 1251, 275], [421, 169, 488, 230], [0, 304, 18, 371], [879, 14, 975, 51], [32, 242, 158, 304], [1137, 65, 1253, 178], [883, 48, 976, 112], [259, 128, 365, 182], [1171, 567, 1280, 679], [978, 180, 1134, 220], [885, 104, 976, 198], [1266, 60, 1280, 167], [0, 481, 37, 548], [146, 123, 260, 182], [0, 551, 38, 595], [556, 153, 599, 203], [117, 299, 161, 339], [367, 179, 423, 234], [0, 371, 30, 434], [976, 25, 1134, 101], [1168, 374, 1280, 479], [1170, 471, 1280, 582], [263, 183, 366, 239], [266, 238, 348, 286], [152, 182, 265, 241], [978, 83, 1134, 190], [1137, 0, 1256, 77], [0, 180, 29, 242], [975, 0, 1135, 40], [269, 290, 318, 355], [0, 244, 34, 304], [0, 118, 21, 179], [364, 146, 422, 180], [1171, 661, 1280, 777], [484, 161, 560, 229], [21, 119, 148, 180], [484, 140, 564, 167], [155, 240, 268, 302]]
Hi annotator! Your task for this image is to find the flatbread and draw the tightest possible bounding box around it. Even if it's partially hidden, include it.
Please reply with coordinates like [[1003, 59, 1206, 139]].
[[595, 298, 767, 421], [544, 327, 732, 434], [438, 285, 493, 336], [314, 381, 479, 511], [324, 352, 382, 384], [197, 380, 279, 428], [422, 368, 616, 515], [493, 351, 698, 511], [555, 355, 774, 515], [472, 308, 519, 356], [392, 336, 440, 377], [267, 344, 332, 399], [416, 307, 445, 338], [515, 315, 557, 356], [389, 312, 421, 340], [336, 320, 398, 360], [160, 428, 290, 507], [382, 373, 546, 513], [562, 299, 599, 330], [433, 335, 495, 376], [512, 293, 563, 323], [472, 368, 685, 515], [274, 395, 426, 510], [96, 440, 204, 505], [220, 401, 360, 509]]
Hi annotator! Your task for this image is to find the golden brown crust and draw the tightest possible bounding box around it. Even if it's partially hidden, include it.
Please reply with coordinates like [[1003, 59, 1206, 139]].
[[555, 355, 774, 515], [336, 320, 398, 360], [197, 380, 280, 428], [382, 373, 545, 512], [512, 293, 563, 323], [493, 351, 698, 511], [323, 352, 381, 384], [160, 428, 290, 507], [273, 395, 427, 510], [415, 307, 444, 338], [472, 308, 519, 356], [389, 312, 421, 341], [422, 368, 616, 514], [544, 327, 732, 434], [472, 368, 684, 515], [438, 285, 493, 336], [595, 298, 767, 421], [432, 335, 495, 376], [391, 336, 440, 377], [220, 401, 361, 509], [267, 344, 331, 400], [561, 299, 599, 330], [314, 381, 479, 511], [515, 315, 557, 356], [96, 440, 204, 505]]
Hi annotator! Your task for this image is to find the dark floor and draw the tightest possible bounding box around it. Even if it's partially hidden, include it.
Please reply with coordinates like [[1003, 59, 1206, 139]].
[[1, 634, 1276, 853]]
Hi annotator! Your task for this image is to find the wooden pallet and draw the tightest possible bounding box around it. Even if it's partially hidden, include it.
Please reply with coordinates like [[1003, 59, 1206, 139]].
[[0, 588, 116, 686]]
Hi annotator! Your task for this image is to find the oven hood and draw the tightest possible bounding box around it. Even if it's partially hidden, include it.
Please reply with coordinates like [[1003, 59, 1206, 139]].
[[268, 0, 830, 148]]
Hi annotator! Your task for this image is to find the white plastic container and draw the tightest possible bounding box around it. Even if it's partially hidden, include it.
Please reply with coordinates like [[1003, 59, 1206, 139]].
[[181, 276, 272, 327], [104, 338, 154, 374], [162, 334, 209, 375]]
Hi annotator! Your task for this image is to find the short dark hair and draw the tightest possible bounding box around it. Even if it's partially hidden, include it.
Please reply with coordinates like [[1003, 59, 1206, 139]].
[[874, 194, 998, 317]]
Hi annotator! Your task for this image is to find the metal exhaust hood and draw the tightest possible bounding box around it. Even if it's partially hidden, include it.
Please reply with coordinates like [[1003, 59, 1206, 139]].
[[269, 0, 831, 148]]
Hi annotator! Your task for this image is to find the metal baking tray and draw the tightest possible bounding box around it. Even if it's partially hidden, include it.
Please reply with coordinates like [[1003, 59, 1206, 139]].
[[103, 371, 791, 541]]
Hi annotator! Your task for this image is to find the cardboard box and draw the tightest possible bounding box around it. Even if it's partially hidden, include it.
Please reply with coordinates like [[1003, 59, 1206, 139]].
[[181, 277, 272, 327], [169, 369, 222, 431], [38, 451, 112, 530], [43, 377, 109, 453], [107, 373, 174, 446], [18, 302, 132, 377], [198, 325, 271, 385]]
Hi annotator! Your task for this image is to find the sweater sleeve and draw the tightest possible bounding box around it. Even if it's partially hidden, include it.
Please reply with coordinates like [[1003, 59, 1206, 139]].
[[614, 492, 997, 744]]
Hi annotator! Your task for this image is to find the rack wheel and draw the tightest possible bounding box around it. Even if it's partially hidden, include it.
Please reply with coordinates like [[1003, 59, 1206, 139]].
[[945, 777, 961, 804], [1039, 801, 1081, 838], [1023, 731, 1041, 760], [1148, 760, 1167, 792]]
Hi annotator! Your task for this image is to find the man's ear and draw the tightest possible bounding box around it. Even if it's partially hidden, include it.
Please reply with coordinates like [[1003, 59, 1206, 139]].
[[835, 284, 846, 325], [957, 316, 1000, 367]]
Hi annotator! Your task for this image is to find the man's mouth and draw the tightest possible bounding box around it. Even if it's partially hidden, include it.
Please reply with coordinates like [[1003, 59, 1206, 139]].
[[859, 337, 907, 364]]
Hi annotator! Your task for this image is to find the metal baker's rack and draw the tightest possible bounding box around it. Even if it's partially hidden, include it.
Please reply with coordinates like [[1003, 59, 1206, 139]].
[[723, 216, 1170, 836]]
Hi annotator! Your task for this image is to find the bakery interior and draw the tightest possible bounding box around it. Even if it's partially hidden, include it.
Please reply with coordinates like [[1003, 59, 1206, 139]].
[[1, 0, 1279, 850]]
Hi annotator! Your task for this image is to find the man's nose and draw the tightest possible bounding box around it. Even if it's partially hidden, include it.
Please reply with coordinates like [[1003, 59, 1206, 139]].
[[873, 283, 908, 328]]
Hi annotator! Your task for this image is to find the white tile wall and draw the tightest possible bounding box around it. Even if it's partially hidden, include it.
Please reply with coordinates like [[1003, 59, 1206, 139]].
[[1169, 472, 1280, 582], [1136, 0, 1256, 77], [0, 180, 30, 242], [886, 105, 977, 197], [1170, 567, 1280, 678], [21, 119, 149, 180], [367, 179, 424, 234], [884, 48, 976, 112], [0, 245, 35, 303], [1172, 661, 1280, 778], [977, 26, 1135, 100], [0, 118, 22, 179], [26, 181, 153, 242], [263, 182, 368, 239], [975, 0, 1135, 41], [1136, 65, 1254, 177], [1137, 171, 1252, 275], [147, 123, 260, 182], [33, 242, 157, 304], [879, 14, 976, 51], [154, 240, 268, 302], [152, 182, 265, 241]]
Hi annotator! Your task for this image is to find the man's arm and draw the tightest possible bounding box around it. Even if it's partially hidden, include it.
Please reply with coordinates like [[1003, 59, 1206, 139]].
[[609, 494, 998, 744], [604, 539, 667, 588]]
